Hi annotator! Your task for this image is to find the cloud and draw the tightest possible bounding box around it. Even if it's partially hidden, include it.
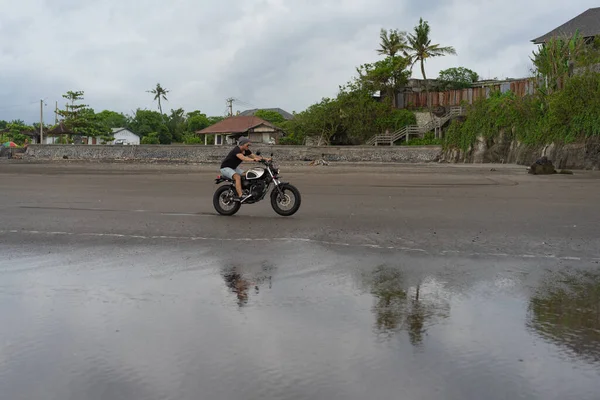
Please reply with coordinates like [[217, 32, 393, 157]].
[[0, 0, 598, 122]]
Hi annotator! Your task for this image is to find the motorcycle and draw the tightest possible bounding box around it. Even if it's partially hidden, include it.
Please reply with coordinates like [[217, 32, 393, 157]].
[[213, 151, 301, 216]]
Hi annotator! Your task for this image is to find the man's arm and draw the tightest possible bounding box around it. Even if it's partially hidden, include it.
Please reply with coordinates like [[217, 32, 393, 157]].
[[236, 153, 260, 162]]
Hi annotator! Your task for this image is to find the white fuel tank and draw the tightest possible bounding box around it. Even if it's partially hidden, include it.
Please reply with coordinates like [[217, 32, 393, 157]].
[[245, 167, 265, 180]]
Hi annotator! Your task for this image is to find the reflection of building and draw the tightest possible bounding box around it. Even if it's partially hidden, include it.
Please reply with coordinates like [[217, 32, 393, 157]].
[[196, 116, 283, 146]]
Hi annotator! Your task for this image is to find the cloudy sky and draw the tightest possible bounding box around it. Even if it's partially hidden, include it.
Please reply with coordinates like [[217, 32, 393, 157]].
[[0, 0, 597, 123]]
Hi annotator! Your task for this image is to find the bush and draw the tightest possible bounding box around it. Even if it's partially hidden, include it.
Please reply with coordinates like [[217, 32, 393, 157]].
[[141, 132, 160, 144], [183, 133, 204, 144], [401, 132, 442, 146], [377, 109, 416, 132]]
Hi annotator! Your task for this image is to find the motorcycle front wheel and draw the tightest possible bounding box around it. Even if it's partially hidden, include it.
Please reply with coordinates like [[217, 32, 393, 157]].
[[270, 183, 301, 216], [213, 185, 241, 216]]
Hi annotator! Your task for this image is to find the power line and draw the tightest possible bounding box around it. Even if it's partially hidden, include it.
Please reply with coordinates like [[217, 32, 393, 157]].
[[0, 100, 40, 111]]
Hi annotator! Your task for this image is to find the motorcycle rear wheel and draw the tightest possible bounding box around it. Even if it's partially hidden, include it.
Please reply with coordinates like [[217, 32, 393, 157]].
[[213, 185, 241, 216]]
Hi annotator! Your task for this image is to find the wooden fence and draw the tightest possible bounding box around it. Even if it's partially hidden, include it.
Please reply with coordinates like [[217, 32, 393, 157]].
[[397, 78, 537, 109]]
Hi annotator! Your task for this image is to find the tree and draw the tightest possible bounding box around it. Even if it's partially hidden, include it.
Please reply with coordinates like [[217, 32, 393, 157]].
[[530, 31, 593, 95], [356, 56, 411, 108], [147, 83, 169, 114], [187, 111, 211, 132], [166, 108, 186, 142], [5, 121, 32, 145], [288, 98, 343, 145], [405, 18, 457, 82], [438, 67, 479, 90], [254, 109, 286, 125], [377, 28, 408, 58], [127, 109, 167, 137], [405, 18, 456, 117], [55, 90, 110, 139], [0, 120, 7, 130], [207, 116, 225, 125], [96, 110, 128, 129]]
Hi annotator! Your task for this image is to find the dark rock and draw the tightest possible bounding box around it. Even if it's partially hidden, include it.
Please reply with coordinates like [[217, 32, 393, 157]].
[[529, 157, 556, 174]]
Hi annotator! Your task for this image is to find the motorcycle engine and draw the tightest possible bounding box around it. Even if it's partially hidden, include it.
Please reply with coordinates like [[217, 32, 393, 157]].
[[250, 181, 266, 198]]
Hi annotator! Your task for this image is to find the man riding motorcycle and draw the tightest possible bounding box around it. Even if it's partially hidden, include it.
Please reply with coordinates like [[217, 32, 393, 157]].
[[219, 137, 268, 202]]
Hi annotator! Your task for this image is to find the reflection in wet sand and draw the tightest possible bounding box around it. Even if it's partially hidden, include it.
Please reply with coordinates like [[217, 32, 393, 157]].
[[360, 265, 450, 345], [527, 269, 600, 364], [221, 263, 274, 307]]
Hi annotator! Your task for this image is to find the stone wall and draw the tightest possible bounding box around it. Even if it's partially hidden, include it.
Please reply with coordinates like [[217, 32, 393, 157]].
[[414, 111, 433, 128], [24, 144, 443, 164], [441, 131, 600, 170]]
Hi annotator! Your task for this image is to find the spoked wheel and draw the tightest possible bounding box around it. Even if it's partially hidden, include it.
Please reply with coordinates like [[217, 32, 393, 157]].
[[213, 185, 241, 216], [270, 183, 301, 216]]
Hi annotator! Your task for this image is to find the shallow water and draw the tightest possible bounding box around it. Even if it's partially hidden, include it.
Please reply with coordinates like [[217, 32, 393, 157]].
[[1, 240, 599, 400]]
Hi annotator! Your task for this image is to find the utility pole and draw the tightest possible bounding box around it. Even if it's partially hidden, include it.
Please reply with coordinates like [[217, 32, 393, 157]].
[[55, 101, 58, 124], [226, 97, 234, 117], [40, 99, 44, 144]]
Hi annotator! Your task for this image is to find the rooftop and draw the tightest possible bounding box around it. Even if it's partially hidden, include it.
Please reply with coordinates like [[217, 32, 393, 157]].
[[196, 115, 279, 135], [532, 7, 600, 44]]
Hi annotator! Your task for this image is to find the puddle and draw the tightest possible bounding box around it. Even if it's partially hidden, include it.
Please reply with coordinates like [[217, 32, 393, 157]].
[[0, 242, 599, 400]]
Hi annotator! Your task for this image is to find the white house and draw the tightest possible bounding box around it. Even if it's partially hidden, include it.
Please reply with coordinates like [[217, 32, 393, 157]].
[[110, 128, 140, 145]]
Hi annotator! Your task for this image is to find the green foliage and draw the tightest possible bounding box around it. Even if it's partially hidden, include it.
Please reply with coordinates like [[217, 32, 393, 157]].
[[183, 133, 205, 144], [356, 56, 411, 108], [292, 97, 344, 145], [166, 108, 186, 142], [207, 116, 225, 125], [438, 67, 479, 89], [530, 30, 600, 97], [254, 109, 286, 125], [546, 72, 600, 140], [141, 132, 160, 144], [96, 110, 128, 129], [0, 120, 7, 129], [444, 72, 600, 150], [55, 91, 111, 138], [157, 125, 172, 144], [377, 109, 417, 131], [401, 132, 441, 146], [377, 28, 409, 58], [127, 109, 166, 137], [187, 111, 211, 132]]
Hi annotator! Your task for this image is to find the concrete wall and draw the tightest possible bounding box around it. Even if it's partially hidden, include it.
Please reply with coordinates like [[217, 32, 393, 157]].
[[24, 144, 443, 163]]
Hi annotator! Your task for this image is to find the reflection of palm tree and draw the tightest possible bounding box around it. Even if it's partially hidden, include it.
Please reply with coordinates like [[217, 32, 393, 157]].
[[527, 270, 600, 363], [220, 263, 275, 307], [222, 266, 251, 307], [370, 266, 407, 333], [407, 284, 426, 345], [363, 266, 449, 346]]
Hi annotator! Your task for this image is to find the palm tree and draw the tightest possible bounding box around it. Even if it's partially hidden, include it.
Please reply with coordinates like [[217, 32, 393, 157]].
[[405, 18, 457, 83], [405, 18, 456, 127], [147, 83, 169, 114], [377, 28, 408, 58]]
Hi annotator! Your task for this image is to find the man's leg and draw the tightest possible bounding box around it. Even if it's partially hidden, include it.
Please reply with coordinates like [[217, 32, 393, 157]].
[[233, 173, 243, 197]]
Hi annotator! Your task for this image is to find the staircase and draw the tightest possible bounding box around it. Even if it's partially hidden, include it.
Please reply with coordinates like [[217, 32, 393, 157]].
[[365, 106, 466, 146]]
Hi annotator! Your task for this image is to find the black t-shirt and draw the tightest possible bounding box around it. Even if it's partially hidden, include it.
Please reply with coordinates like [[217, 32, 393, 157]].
[[221, 146, 252, 169]]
